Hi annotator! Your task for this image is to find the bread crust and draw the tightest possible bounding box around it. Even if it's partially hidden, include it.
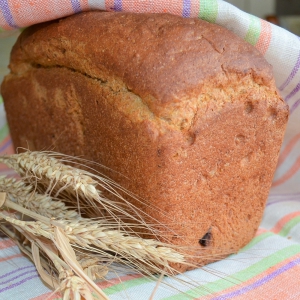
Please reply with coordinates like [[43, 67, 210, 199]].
[[1, 11, 289, 271]]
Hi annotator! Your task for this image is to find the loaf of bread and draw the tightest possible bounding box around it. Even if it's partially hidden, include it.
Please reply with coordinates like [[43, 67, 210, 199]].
[[1, 12, 288, 271]]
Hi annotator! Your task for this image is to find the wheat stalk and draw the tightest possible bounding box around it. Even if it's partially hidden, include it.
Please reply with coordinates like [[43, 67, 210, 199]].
[[0, 151, 201, 299]]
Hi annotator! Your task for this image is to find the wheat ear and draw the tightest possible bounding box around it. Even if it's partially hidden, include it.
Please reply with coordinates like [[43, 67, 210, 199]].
[[0, 152, 100, 199], [0, 176, 79, 219], [0, 210, 185, 272]]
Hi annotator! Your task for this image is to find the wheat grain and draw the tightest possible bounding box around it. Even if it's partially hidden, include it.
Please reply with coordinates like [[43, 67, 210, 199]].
[[54, 261, 95, 300], [77, 256, 109, 281], [76, 254, 108, 280]]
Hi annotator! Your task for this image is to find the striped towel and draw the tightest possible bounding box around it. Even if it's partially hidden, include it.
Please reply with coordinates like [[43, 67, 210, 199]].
[[0, 0, 300, 299]]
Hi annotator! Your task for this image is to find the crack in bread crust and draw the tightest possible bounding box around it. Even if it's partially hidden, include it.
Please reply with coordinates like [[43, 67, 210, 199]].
[[7, 61, 281, 136]]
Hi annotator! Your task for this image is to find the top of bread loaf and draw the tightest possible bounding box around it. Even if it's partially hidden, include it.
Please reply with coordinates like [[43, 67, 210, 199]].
[[8, 12, 275, 130]]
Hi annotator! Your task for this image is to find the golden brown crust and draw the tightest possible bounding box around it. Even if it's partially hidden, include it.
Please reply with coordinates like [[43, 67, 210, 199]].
[[2, 11, 289, 271]]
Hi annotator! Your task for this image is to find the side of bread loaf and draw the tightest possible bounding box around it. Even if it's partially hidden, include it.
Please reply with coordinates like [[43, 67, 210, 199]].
[[1, 12, 288, 271]]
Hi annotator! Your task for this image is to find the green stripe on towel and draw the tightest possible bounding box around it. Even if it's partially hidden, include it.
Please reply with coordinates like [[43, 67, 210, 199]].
[[279, 216, 300, 237], [245, 15, 261, 45], [104, 276, 152, 295], [199, 0, 218, 23], [241, 232, 273, 252], [0, 124, 9, 142]]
